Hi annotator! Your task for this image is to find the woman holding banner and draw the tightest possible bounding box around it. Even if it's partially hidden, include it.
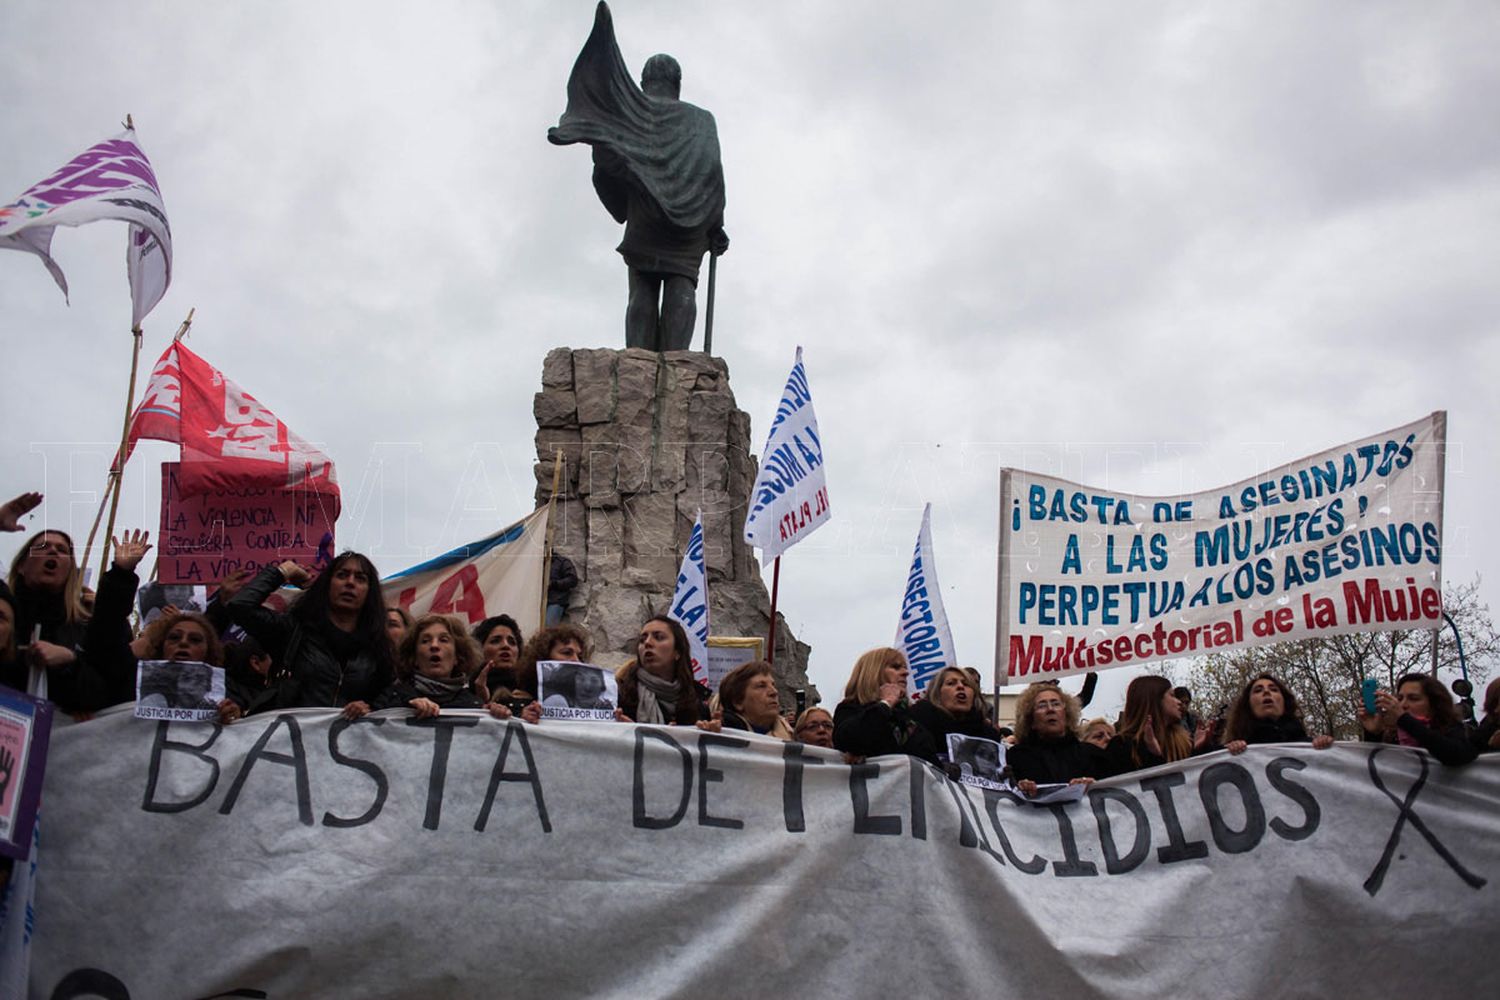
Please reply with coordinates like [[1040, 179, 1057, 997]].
[[226, 553, 396, 716], [1102, 675, 1193, 774], [358, 613, 483, 718], [616, 615, 709, 725], [1007, 682, 1109, 793], [1218, 674, 1335, 755], [832, 648, 938, 764]]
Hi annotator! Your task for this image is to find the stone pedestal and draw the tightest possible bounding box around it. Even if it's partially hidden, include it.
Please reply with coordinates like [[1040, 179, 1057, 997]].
[[533, 348, 812, 696]]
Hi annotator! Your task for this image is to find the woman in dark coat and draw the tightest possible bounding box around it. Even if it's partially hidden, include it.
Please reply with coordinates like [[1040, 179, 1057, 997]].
[[355, 613, 483, 718], [832, 648, 938, 764], [910, 666, 1002, 749], [1360, 672, 1476, 767], [1218, 673, 1335, 755], [615, 615, 709, 725], [1007, 681, 1111, 793], [226, 552, 396, 718], [5, 528, 111, 711]]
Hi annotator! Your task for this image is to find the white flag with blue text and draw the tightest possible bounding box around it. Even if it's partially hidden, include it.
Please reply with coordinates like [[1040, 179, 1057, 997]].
[[670, 512, 711, 685], [895, 503, 957, 695], [743, 347, 830, 563]]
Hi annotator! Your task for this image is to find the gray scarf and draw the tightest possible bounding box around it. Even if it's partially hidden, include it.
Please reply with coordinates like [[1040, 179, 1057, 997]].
[[411, 671, 468, 702], [634, 667, 681, 725]]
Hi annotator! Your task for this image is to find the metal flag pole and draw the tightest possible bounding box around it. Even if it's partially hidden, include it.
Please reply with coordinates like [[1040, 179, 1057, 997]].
[[539, 448, 565, 630]]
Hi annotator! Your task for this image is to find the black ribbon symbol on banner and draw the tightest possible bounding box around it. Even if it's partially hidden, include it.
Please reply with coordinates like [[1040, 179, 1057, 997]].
[[1363, 747, 1487, 896]]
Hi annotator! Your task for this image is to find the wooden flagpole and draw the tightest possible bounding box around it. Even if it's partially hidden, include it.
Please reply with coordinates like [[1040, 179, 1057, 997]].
[[539, 448, 565, 630], [766, 555, 781, 667], [86, 308, 194, 578]]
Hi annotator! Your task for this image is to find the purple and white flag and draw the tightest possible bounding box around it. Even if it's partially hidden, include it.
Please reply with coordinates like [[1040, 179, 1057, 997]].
[[895, 503, 958, 695], [669, 512, 711, 685], [0, 129, 172, 327]]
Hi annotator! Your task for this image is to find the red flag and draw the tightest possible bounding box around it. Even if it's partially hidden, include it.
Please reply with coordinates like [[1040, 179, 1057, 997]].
[[113, 341, 184, 472], [174, 343, 340, 512]]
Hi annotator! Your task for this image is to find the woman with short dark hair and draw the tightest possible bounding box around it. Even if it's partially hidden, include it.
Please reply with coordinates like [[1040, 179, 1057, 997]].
[[472, 614, 524, 701], [715, 660, 793, 739], [1360, 672, 1476, 766]]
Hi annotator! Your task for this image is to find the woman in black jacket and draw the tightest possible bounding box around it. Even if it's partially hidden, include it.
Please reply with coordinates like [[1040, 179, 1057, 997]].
[[910, 666, 1002, 749], [5, 528, 111, 712], [1360, 672, 1476, 767], [1218, 673, 1335, 755], [1007, 681, 1110, 794], [225, 552, 396, 718], [832, 648, 938, 764]]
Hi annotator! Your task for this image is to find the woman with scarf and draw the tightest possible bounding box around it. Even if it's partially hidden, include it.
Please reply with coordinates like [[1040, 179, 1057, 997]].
[[226, 552, 397, 718], [353, 613, 482, 718], [832, 648, 939, 764], [1360, 672, 1476, 767], [615, 615, 709, 725], [910, 666, 1003, 750]]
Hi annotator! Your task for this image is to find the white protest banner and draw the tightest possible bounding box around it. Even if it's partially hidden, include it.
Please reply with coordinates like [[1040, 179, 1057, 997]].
[[895, 503, 957, 695], [384, 506, 549, 634], [669, 512, 711, 684], [997, 413, 1446, 682], [743, 347, 830, 562], [32, 708, 1499, 998], [0, 129, 172, 327], [537, 661, 618, 720]]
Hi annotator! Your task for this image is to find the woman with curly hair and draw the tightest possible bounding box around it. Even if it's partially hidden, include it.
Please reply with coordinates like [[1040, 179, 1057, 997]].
[[1360, 672, 1476, 767], [354, 613, 483, 719], [1218, 673, 1335, 755], [1007, 681, 1109, 793], [472, 614, 525, 701], [1102, 675, 1194, 775], [832, 648, 938, 763], [502, 623, 592, 702]]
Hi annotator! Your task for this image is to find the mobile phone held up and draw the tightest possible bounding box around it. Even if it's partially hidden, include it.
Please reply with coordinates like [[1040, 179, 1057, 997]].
[[1361, 677, 1379, 715]]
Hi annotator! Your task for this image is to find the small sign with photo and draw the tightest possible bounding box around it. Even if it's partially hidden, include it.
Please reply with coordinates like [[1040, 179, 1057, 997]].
[[946, 733, 1007, 790], [135, 660, 225, 722], [537, 660, 618, 720], [0, 683, 53, 859]]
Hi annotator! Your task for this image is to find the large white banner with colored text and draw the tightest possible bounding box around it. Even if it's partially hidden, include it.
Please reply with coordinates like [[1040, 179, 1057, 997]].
[[30, 706, 1497, 999], [997, 413, 1446, 682]]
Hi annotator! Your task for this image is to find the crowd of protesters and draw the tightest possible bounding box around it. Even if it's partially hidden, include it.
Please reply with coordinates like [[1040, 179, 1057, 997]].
[[2, 494, 1493, 801]]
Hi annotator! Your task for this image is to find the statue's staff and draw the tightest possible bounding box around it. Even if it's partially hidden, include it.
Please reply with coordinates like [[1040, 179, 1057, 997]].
[[703, 251, 718, 355]]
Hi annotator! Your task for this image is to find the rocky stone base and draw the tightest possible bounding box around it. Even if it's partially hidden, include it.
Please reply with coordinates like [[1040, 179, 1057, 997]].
[[533, 347, 812, 696]]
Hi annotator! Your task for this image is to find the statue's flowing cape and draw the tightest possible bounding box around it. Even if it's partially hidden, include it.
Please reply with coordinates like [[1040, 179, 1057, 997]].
[[548, 1, 725, 230]]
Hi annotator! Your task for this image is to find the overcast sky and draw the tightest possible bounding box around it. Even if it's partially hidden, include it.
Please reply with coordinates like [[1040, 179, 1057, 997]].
[[3, 1, 1497, 715]]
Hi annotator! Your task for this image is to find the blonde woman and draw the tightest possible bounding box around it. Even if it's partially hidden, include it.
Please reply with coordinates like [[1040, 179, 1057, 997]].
[[832, 648, 938, 763]]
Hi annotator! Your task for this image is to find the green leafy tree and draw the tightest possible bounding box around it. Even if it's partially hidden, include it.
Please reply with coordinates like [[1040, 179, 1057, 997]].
[[1171, 577, 1497, 741]]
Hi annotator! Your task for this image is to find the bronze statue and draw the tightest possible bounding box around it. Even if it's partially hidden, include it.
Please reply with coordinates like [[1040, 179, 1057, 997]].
[[549, 2, 728, 352]]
